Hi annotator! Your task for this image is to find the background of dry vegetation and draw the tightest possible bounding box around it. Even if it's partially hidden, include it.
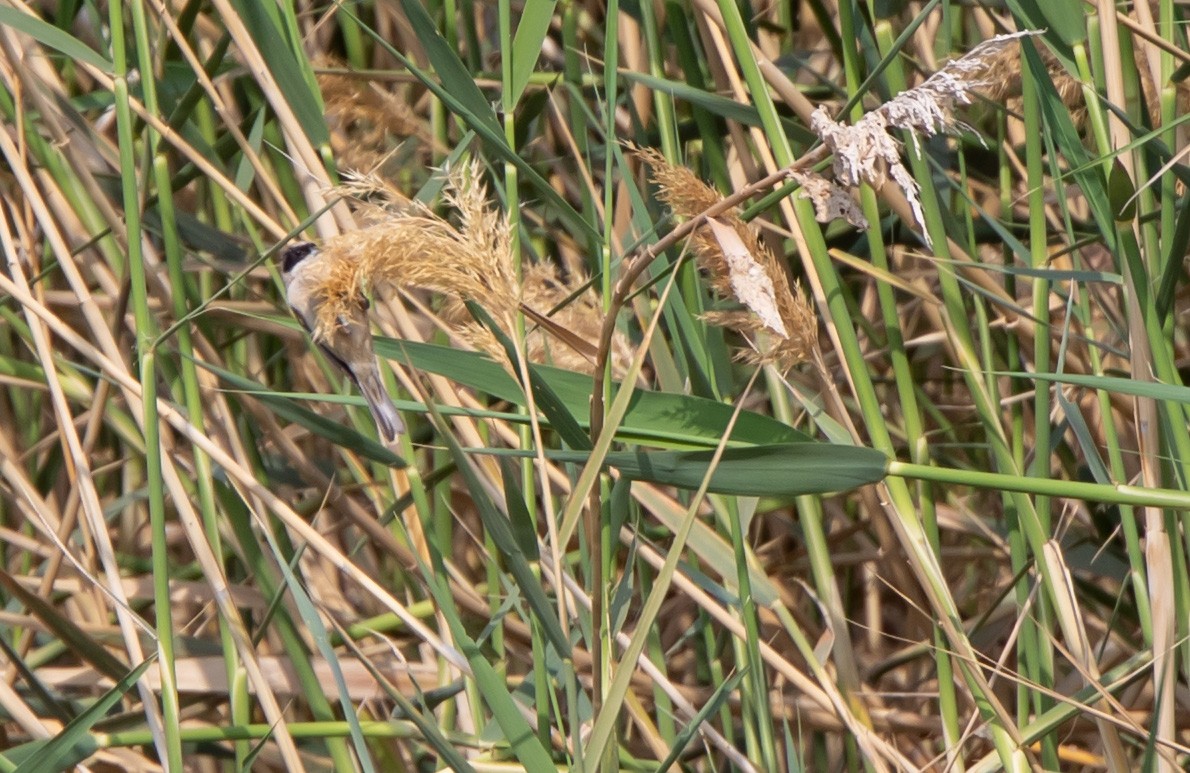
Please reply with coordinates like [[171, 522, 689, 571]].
[[1, 0, 1190, 771]]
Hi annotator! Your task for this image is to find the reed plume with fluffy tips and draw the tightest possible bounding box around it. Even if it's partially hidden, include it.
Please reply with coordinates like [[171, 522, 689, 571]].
[[308, 162, 632, 376], [639, 149, 819, 372]]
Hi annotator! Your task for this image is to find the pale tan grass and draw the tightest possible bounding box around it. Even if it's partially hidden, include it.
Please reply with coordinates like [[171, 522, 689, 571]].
[[40, 655, 440, 701], [1093, 3, 1178, 768], [0, 263, 471, 661], [317, 56, 440, 171], [1040, 541, 1132, 769], [142, 0, 300, 226], [206, 0, 353, 237], [2, 1, 1179, 767], [624, 501, 915, 771], [3, 48, 289, 240], [689, 0, 818, 124], [0, 201, 172, 765], [0, 152, 421, 768]]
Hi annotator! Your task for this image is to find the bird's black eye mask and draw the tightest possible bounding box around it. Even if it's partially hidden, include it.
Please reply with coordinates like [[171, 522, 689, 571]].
[[280, 242, 318, 273]]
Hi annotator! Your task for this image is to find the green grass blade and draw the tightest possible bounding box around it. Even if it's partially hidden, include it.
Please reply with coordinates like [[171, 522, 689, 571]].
[[377, 339, 809, 447], [8, 658, 154, 773], [0, 8, 113, 73], [509, 0, 559, 105]]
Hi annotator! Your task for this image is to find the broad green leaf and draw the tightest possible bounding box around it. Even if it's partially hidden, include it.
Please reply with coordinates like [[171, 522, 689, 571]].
[[556, 443, 888, 497], [398, 0, 503, 136], [1157, 192, 1190, 321], [501, 461, 542, 560], [1108, 159, 1138, 222], [229, 0, 330, 146], [509, 0, 559, 105], [1004, 0, 1085, 47], [376, 338, 811, 448]]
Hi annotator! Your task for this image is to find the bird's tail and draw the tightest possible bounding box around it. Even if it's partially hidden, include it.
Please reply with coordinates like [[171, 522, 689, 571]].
[[357, 369, 405, 445]]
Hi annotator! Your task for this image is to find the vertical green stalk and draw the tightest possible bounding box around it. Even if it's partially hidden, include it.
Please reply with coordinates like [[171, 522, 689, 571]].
[[1085, 13, 1190, 695], [335, 0, 365, 65], [1019, 50, 1060, 769], [1157, 0, 1176, 269], [1157, 0, 1190, 679], [845, 2, 966, 763], [1113, 58, 1190, 704], [591, 2, 620, 761], [1022, 48, 1052, 536], [808, 15, 1026, 768], [436, 0, 458, 166], [151, 156, 258, 768], [638, 567, 676, 747], [115, 2, 182, 769], [708, 2, 797, 765], [501, 0, 561, 754], [490, 0, 517, 679], [723, 494, 774, 770], [560, 1, 601, 264], [639, 3, 678, 159]]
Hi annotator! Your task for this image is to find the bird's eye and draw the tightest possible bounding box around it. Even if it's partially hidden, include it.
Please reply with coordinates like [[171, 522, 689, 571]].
[[360, 296, 371, 311], [280, 242, 317, 273]]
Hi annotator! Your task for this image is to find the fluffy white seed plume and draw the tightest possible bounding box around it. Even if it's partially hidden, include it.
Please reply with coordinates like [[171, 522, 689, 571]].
[[804, 31, 1041, 248], [789, 171, 869, 229]]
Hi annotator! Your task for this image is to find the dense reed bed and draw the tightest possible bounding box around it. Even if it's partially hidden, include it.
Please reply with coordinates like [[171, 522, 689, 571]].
[[1, 1, 1188, 770]]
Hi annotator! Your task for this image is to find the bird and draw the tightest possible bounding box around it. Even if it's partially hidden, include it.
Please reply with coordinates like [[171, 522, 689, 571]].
[[278, 241, 405, 445]]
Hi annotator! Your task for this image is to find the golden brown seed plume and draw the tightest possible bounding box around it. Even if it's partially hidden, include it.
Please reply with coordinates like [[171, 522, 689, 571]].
[[639, 149, 819, 371], [308, 162, 631, 376]]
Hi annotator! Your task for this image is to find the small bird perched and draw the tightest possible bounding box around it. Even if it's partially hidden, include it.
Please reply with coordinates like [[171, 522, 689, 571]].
[[278, 241, 405, 445]]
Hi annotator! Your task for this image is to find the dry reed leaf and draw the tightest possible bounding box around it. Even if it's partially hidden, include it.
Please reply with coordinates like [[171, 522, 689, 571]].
[[706, 218, 788, 337]]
